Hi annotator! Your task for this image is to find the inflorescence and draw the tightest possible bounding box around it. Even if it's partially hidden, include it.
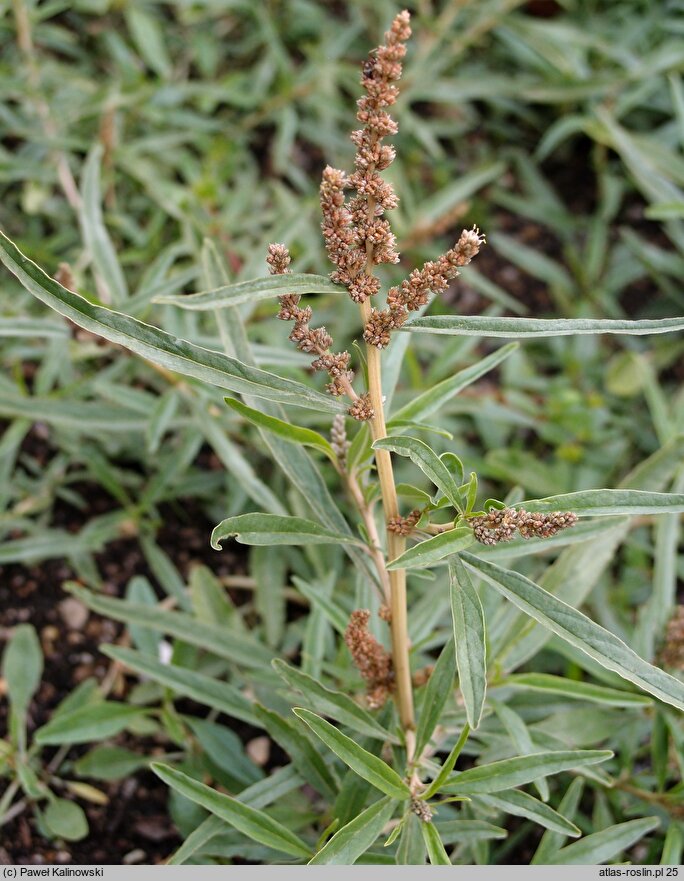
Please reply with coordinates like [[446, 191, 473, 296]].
[[470, 508, 578, 546], [344, 609, 394, 709]]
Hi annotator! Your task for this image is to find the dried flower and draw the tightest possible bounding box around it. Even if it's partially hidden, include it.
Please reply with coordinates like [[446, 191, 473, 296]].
[[348, 393, 375, 421], [388, 509, 422, 536], [345, 609, 394, 708], [660, 606, 684, 670], [470, 507, 578, 546], [411, 798, 433, 823], [331, 414, 351, 467]]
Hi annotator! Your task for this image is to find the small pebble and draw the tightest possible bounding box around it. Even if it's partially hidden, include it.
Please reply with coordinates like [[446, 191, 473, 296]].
[[58, 597, 89, 630], [246, 736, 270, 766]]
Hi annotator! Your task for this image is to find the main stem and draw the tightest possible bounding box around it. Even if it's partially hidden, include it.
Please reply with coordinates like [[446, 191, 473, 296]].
[[358, 297, 416, 745]]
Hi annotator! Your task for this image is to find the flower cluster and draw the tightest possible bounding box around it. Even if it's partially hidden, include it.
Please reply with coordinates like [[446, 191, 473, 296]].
[[661, 606, 684, 670], [387, 508, 422, 536], [330, 413, 351, 468], [344, 609, 394, 709], [267, 243, 356, 399], [470, 507, 578, 546]]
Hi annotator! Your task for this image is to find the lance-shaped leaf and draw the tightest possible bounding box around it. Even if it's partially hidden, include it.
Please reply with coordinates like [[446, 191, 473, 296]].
[[517, 488, 684, 516], [464, 553, 684, 712], [293, 709, 410, 799], [66, 584, 273, 669], [450, 558, 487, 730], [373, 436, 462, 509], [440, 750, 612, 795], [0, 231, 342, 413], [224, 397, 336, 461], [501, 673, 651, 707], [480, 791, 580, 837], [415, 639, 456, 757], [153, 272, 343, 309], [421, 823, 451, 865], [102, 645, 257, 726], [389, 343, 518, 424], [401, 314, 684, 337], [211, 514, 363, 550], [309, 798, 396, 865], [387, 527, 474, 570], [547, 818, 660, 865], [152, 764, 311, 859], [272, 660, 395, 743], [35, 703, 148, 746]]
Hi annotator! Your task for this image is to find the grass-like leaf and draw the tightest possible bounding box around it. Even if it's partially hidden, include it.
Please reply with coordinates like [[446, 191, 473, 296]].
[[518, 488, 684, 515], [440, 749, 612, 795], [401, 314, 684, 337], [153, 272, 343, 309], [309, 798, 396, 865], [450, 558, 487, 729], [293, 709, 410, 799], [211, 513, 362, 550], [152, 763, 311, 859], [0, 231, 342, 413], [35, 703, 147, 746], [464, 553, 684, 712]]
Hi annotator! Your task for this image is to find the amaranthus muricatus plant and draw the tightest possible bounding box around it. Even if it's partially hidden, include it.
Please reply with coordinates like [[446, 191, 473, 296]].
[[2, 6, 684, 867]]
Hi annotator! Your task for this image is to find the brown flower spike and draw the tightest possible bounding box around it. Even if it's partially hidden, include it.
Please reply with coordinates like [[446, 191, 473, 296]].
[[470, 507, 578, 546], [344, 609, 394, 709]]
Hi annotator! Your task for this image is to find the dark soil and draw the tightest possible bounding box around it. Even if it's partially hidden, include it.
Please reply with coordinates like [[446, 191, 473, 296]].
[[0, 429, 249, 864]]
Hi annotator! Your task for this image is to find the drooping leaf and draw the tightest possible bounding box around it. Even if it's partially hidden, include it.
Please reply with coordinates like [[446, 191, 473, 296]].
[[0, 231, 342, 413], [517, 489, 684, 516], [152, 764, 311, 859], [548, 818, 660, 864], [401, 314, 684, 337], [211, 513, 362, 550], [293, 709, 410, 799], [464, 553, 684, 712]]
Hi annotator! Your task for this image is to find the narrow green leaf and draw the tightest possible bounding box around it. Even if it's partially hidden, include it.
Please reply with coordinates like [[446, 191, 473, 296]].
[[450, 558, 487, 729], [492, 701, 548, 802], [518, 489, 684, 516], [0, 231, 342, 413], [80, 145, 128, 304], [415, 639, 456, 757], [2, 624, 43, 719], [224, 397, 336, 460], [66, 585, 272, 669], [154, 272, 343, 309], [293, 708, 410, 799], [436, 819, 507, 844], [102, 646, 256, 726], [481, 790, 580, 836], [401, 315, 684, 337], [464, 553, 684, 712], [502, 673, 651, 707], [421, 822, 451, 865], [74, 746, 149, 781], [309, 798, 396, 865], [548, 818, 660, 864], [35, 703, 146, 746], [423, 725, 470, 800], [373, 436, 462, 509], [253, 704, 338, 801], [389, 343, 518, 424], [387, 527, 474, 570], [532, 777, 585, 864], [211, 513, 362, 550], [440, 750, 612, 795], [661, 823, 683, 866], [152, 763, 311, 859], [272, 660, 394, 743]]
